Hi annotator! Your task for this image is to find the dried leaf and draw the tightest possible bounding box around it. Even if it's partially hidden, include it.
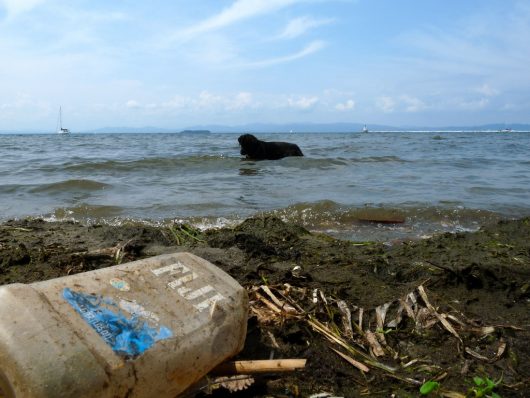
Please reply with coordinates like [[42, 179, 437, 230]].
[[375, 302, 391, 329], [261, 285, 298, 314], [211, 375, 255, 392], [387, 301, 405, 328], [365, 330, 385, 357], [465, 339, 506, 363], [331, 347, 370, 373], [337, 300, 353, 339], [417, 286, 462, 343], [415, 307, 437, 330]]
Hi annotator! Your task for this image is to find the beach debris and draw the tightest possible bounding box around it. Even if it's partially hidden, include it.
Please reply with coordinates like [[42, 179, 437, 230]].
[[186, 375, 255, 395], [182, 359, 307, 396], [211, 359, 307, 375], [337, 300, 353, 339], [464, 339, 506, 363], [248, 282, 505, 390], [167, 223, 204, 245], [291, 265, 303, 278], [209, 375, 255, 392], [68, 238, 136, 266], [354, 208, 406, 224], [308, 393, 345, 398]]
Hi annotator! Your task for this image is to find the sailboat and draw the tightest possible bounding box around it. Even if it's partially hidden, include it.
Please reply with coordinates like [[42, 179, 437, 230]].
[[56, 106, 70, 134], [362, 124, 369, 133]]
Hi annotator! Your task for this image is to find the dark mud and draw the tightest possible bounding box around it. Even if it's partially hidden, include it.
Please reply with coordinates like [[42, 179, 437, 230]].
[[0, 216, 529, 397]]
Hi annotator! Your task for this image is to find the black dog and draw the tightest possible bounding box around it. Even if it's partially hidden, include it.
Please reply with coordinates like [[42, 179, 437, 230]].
[[238, 134, 304, 160]]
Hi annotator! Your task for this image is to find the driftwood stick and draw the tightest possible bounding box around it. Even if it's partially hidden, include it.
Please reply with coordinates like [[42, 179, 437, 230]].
[[210, 359, 307, 375]]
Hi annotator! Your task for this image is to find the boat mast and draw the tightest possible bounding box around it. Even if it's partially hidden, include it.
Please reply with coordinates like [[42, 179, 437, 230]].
[[57, 106, 70, 134]]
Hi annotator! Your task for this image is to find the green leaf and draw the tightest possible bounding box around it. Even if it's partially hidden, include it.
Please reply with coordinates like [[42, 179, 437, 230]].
[[485, 378, 496, 390], [473, 376, 485, 386], [420, 381, 440, 395]]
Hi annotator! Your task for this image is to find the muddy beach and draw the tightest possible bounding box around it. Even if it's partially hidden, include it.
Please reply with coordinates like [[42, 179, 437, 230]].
[[0, 216, 529, 397]]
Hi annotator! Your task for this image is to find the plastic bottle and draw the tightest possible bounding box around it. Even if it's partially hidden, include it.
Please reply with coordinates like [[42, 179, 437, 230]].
[[0, 252, 248, 397]]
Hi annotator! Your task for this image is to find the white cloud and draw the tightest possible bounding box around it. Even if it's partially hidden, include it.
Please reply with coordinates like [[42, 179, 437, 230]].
[[335, 99, 355, 111], [375, 95, 426, 113], [227, 92, 253, 110], [287, 95, 318, 109], [126, 100, 140, 108], [475, 83, 499, 97], [196, 91, 224, 108], [376, 96, 396, 113], [130, 91, 256, 112], [400, 95, 425, 112], [276, 16, 334, 39], [240, 40, 325, 68], [0, 0, 44, 19]]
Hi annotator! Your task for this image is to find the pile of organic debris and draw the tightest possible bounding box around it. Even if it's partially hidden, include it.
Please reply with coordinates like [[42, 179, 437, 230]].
[[0, 216, 528, 397]]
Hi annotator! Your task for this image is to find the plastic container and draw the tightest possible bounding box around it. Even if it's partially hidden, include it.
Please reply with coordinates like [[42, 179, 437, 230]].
[[0, 252, 248, 398]]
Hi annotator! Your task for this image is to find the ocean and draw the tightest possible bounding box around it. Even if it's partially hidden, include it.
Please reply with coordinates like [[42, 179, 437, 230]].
[[1, 131, 529, 242]]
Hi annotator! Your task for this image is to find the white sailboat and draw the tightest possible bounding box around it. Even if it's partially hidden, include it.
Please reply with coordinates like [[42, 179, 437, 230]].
[[56, 106, 70, 134], [362, 124, 369, 133]]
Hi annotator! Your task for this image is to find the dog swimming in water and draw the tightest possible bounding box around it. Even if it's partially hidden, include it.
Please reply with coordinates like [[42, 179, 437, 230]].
[[238, 134, 304, 160]]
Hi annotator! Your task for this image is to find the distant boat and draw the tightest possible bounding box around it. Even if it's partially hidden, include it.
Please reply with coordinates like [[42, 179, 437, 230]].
[[499, 128, 512, 133], [362, 124, 369, 133], [56, 106, 70, 134]]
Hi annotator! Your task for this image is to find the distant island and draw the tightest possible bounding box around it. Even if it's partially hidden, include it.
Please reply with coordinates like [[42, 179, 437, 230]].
[[179, 129, 211, 134]]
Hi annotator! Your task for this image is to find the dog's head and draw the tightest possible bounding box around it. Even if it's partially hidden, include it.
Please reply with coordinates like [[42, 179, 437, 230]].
[[238, 134, 259, 156]]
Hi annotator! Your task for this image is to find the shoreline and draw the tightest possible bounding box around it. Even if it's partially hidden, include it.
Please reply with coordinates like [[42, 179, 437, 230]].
[[2, 200, 514, 245], [0, 216, 529, 396]]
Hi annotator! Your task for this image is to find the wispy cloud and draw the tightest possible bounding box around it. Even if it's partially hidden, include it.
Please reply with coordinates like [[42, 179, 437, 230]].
[[128, 91, 257, 112], [174, 0, 302, 41], [239, 40, 326, 68], [394, 4, 530, 87], [375, 95, 426, 113], [0, 0, 45, 19], [156, 0, 328, 69], [275, 16, 335, 39]]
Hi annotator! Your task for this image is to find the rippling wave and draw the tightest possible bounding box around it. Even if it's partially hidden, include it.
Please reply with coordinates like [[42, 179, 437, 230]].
[[61, 155, 240, 173], [30, 179, 110, 193], [1, 131, 529, 241]]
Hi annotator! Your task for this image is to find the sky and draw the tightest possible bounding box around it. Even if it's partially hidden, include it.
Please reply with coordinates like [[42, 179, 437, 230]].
[[1, 0, 530, 131]]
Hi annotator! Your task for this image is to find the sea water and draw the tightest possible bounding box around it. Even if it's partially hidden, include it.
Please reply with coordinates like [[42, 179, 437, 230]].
[[1, 131, 529, 241]]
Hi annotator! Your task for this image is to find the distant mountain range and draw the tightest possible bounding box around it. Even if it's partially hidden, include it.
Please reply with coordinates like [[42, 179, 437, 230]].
[[2, 122, 530, 134], [89, 122, 530, 133]]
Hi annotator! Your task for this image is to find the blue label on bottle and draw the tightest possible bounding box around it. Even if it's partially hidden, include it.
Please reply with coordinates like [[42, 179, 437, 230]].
[[63, 288, 172, 357]]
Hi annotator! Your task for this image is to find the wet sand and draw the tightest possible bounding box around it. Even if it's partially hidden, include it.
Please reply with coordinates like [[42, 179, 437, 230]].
[[0, 216, 529, 397]]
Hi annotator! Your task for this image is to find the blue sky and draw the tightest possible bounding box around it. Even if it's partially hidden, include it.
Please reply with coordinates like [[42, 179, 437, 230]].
[[1, 0, 529, 131]]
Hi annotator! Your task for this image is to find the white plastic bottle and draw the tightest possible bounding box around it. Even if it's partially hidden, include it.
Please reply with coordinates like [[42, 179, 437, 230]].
[[0, 252, 248, 398]]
